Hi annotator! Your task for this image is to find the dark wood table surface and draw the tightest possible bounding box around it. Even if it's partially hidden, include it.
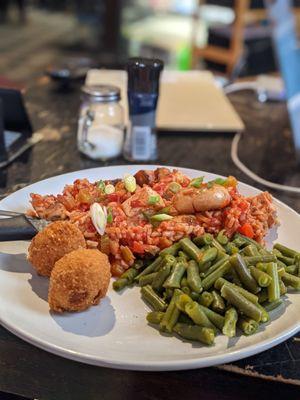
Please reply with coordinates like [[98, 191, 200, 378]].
[[0, 78, 300, 400]]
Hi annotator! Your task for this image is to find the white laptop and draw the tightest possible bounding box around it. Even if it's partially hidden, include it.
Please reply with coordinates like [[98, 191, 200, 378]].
[[85, 69, 244, 132]]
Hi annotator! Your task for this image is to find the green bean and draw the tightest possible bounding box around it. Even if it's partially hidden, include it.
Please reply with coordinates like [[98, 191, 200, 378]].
[[190, 291, 200, 301], [221, 284, 262, 322], [243, 255, 276, 265], [146, 311, 164, 325], [120, 267, 139, 283], [176, 293, 193, 312], [257, 289, 269, 304], [163, 259, 187, 289], [184, 301, 217, 332], [181, 277, 188, 287], [264, 299, 283, 312], [199, 247, 218, 267], [199, 261, 212, 274], [285, 265, 298, 275], [178, 313, 194, 324], [266, 262, 280, 302], [202, 255, 229, 278], [141, 285, 167, 312], [214, 277, 259, 304], [222, 307, 238, 337], [193, 233, 213, 247], [257, 262, 284, 277], [274, 243, 299, 259], [113, 278, 130, 291], [282, 272, 300, 290], [211, 238, 225, 253], [233, 236, 248, 248], [256, 304, 269, 323], [259, 247, 271, 256], [249, 266, 272, 287], [217, 229, 229, 245], [182, 286, 191, 295], [151, 262, 172, 292], [201, 260, 231, 290], [160, 289, 182, 332], [187, 260, 202, 293], [211, 290, 225, 313], [229, 268, 243, 287], [237, 317, 259, 335], [277, 255, 295, 266], [279, 279, 287, 296], [234, 233, 262, 250], [224, 242, 239, 255], [296, 255, 300, 277], [243, 244, 260, 257], [231, 254, 260, 293], [173, 323, 215, 345], [199, 305, 225, 330], [160, 242, 181, 257], [178, 250, 189, 261], [139, 272, 157, 286], [216, 249, 228, 261], [179, 238, 203, 262], [198, 291, 214, 307], [135, 256, 164, 280]]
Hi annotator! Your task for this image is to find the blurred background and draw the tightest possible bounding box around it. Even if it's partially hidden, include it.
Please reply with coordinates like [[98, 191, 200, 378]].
[[0, 0, 300, 85]]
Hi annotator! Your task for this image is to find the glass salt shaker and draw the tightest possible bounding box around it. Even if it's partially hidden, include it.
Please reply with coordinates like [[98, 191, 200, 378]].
[[77, 85, 124, 160]]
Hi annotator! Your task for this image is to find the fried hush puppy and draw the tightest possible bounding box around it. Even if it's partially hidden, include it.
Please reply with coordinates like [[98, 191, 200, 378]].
[[48, 249, 111, 313], [28, 221, 86, 277]]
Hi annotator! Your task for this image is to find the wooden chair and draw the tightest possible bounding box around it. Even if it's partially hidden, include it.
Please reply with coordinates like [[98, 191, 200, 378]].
[[192, 0, 250, 77]]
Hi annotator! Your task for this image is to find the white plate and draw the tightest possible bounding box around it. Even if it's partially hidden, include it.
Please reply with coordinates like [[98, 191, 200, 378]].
[[0, 165, 299, 371]]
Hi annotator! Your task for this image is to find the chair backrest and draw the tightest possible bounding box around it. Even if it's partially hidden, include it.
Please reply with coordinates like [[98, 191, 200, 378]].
[[192, 0, 250, 76]]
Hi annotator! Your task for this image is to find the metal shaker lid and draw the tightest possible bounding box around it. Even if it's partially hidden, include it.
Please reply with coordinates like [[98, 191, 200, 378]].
[[81, 85, 121, 102], [126, 58, 164, 94]]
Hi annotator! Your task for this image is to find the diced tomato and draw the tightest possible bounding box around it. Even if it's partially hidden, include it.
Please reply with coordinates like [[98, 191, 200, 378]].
[[239, 200, 249, 211], [78, 203, 90, 212], [132, 241, 145, 254], [131, 199, 143, 208], [107, 193, 120, 203], [238, 223, 254, 238], [159, 237, 172, 249]]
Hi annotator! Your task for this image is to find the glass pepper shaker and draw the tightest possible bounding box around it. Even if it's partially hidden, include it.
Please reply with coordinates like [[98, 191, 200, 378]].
[[123, 58, 164, 162]]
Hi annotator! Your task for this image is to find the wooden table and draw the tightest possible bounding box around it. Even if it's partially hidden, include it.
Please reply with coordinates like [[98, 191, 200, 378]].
[[0, 78, 299, 400]]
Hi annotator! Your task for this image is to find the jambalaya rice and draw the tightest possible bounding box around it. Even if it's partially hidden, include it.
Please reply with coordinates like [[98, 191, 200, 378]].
[[28, 168, 278, 276]]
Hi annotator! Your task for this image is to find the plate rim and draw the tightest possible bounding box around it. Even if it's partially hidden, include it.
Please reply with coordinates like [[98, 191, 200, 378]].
[[0, 164, 299, 371]]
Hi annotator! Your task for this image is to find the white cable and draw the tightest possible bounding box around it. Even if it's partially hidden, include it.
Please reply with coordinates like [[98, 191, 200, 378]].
[[224, 82, 300, 194], [224, 81, 258, 94], [231, 132, 300, 193]]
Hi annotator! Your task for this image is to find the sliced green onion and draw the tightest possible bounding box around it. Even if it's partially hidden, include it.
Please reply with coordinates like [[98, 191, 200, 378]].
[[124, 174, 136, 193], [97, 180, 105, 192], [168, 182, 181, 193], [90, 203, 107, 235], [159, 207, 170, 214], [148, 195, 160, 205], [190, 177, 204, 188], [150, 214, 173, 222], [104, 184, 115, 195], [207, 178, 227, 188], [213, 178, 227, 185], [107, 207, 113, 224]]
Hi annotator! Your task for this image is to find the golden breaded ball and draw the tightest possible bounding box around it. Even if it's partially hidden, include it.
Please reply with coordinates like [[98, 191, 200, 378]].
[[28, 221, 86, 277], [48, 249, 111, 313]]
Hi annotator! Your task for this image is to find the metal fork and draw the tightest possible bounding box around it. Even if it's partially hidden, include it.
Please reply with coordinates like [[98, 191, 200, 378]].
[[0, 210, 49, 241]]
